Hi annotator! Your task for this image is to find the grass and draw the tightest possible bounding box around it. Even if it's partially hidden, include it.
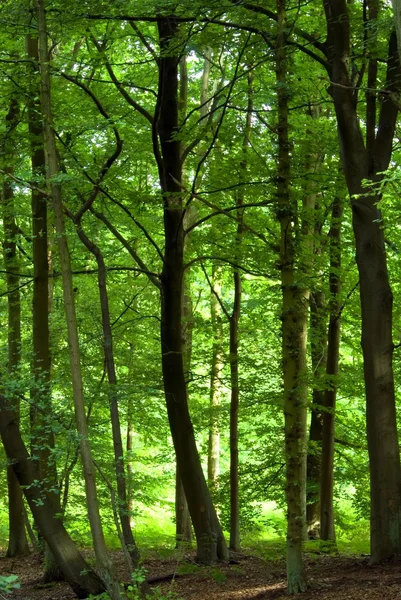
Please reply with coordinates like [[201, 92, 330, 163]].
[[0, 500, 370, 560]]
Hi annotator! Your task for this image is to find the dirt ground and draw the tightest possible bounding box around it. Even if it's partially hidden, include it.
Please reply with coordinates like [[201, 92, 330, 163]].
[[2, 550, 401, 599]]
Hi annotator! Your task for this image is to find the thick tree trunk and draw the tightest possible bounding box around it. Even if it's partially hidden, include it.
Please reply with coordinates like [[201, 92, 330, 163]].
[[2, 100, 30, 559], [36, 2, 120, 595], [157, 18, 228, 564], [320, 197, 342, 547], [0, 399, 105, 598], [208, 266, 223, 486], [324, 0, 401, 561], [175, 473, 192, 546], [307, 292, 326, 539], [276, 1, 308, 591]]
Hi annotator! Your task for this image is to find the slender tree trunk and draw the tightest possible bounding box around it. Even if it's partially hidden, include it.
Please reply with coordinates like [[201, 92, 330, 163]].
[[157, 18, 228, 564], [1, 100, 29, 557], [75, 224, 141, 569], [0, 399, 105, 599], [208, 266, 223, 487], [26, 32, 63, 581], [126, 349, 135, 530], [176, 238, 193, 546], [307, 291, 326, 539], [228, 71, 252, 552], [320, 197, 343, 546], [324, 0, 401, 561], [36, 2, 120, 596], [175, 55, 193, 543]]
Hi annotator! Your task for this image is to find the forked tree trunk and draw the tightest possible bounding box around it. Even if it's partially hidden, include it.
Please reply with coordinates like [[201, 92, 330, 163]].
[[0, 398, 105, 598], [157, 18, 228, 564], [36, 2, 120, 596], [320, 197, 343, 546], [324, 0, 401, 561], [2, 100, 30, 559]]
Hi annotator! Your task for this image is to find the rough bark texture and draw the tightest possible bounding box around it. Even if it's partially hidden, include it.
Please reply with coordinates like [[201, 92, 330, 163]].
[[157, 18, 228, 564], [320, 197, 342, 546], [324, 0, 401, 561], [276, 0, 308, 591]]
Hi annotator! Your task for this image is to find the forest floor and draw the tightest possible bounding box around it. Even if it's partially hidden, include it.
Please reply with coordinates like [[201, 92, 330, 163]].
[[2, 549, 401, 599]]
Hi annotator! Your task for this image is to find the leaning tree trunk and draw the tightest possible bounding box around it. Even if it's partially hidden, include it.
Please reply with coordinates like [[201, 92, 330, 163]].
[[2, 99, 30, 559], [74, 223, 141, 570], [0, 398, 105, 599], [320, 197, 343, 547], [324, 0, 401, 561], [36, 2, 120, 596], [157, 17, 228, 564]]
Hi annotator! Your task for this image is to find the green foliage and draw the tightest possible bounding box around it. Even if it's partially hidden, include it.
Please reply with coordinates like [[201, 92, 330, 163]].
[[0, 575, 20, 594]]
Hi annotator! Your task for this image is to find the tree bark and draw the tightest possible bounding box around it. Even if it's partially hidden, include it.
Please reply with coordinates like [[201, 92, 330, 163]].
[[157, 17, 228, 564], [324, 0, 401, 561], [0, 398, 105, 598], [36, 2, 120, 595], [1, 99, 30, 559], [74, 223, 141, 570], [208, 266, 223, 487], [26, 32, 63, 581], [228, 71, 252, 552], [276, 0, 308, 591], [320, 197, 343, 546], [307, 291, 327, 539]]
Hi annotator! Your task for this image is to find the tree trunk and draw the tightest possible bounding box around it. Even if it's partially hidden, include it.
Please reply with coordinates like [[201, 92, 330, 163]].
[[175, 473, 192, 546], [126, 353, 135, 530], [307, 291, 327, 539], [75, 223, 141, 569], [0, 399, 105, 598], [324, 0, 401, 561], [276, 0, 308, 591], [320, 197, 343, 547], [228, 71, 252, 552], [36, 2, 120, 595], [25, 32, 63, 581], [208, 266, 223, 487], [2, 99, 30, 559], [157, 18, 228, 564]]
